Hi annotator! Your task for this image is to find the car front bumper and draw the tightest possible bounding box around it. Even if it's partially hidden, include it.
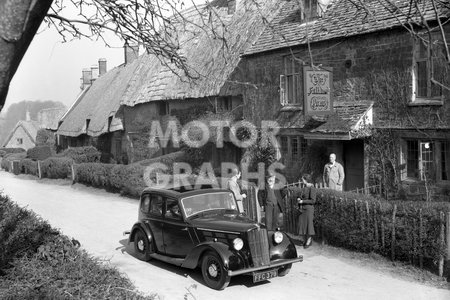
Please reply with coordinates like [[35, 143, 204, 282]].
[[227, 256, 303, 277]]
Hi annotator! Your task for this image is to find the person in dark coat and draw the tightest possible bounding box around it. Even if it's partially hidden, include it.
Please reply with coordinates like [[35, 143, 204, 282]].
[[258, 174, 285, 230], [297, 174, 316, 248]]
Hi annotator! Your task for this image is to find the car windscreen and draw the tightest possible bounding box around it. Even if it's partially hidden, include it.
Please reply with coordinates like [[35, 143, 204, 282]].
[[181, 192, 237, 218]]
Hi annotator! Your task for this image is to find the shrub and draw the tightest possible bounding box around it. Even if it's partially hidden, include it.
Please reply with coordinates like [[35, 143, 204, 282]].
[[74, 162, 146, 197], [35, 128, 55, 147], [1, 152, 26, 171], [57, 146, 101, 163], [26, 145, 54, 161], [0, 147, 25, 157], [109, 163, 146, 198], [19, 158, 38, 176], [40, 157, 73, 179], [75, 163, 115, 188], [0, 193, 55, 272]]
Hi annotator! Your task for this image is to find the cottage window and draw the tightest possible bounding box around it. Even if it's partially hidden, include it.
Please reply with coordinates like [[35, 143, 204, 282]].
[[279, 135, 307, 162], [158, 101, 169, 115], [16, 138, 23, 145], [412, 39, 443, 103], [280, 55, 303, 106], [404, 139, 450, 182]]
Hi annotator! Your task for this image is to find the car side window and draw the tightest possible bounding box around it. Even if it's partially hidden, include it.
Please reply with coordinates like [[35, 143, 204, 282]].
[[165, 198, 182, 220], [140, 195, 150, 213], [149, 194, 163, 216]]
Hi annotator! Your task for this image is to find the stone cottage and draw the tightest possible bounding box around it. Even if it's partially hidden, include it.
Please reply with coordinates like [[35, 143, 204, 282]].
[[237, 0, 450, 196]]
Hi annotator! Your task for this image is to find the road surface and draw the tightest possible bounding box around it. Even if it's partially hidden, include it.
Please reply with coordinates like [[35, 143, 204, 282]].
[[1, 170, 449, 300]]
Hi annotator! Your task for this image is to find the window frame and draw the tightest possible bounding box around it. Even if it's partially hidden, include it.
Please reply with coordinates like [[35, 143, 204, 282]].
[[411, 38, 443, 104], [403, 139, 450, 182], [280, 55, 303, 106], [279, 135, 307, 162]]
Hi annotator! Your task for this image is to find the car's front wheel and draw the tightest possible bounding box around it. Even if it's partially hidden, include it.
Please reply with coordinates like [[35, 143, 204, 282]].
[[134, 229, 151, 261], [278, 263, 292, 276], [201, 251, 230, 290]]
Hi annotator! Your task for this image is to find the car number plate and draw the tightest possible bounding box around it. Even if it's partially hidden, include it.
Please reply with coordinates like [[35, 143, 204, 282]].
[[253, 269, 277, 283]]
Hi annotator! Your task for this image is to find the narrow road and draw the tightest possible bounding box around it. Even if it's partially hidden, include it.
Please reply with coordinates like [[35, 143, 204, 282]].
[[1, 170, 449, 300]]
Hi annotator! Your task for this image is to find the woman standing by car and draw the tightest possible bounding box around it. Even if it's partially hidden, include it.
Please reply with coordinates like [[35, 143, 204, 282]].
[[297, 174, 316, 248]]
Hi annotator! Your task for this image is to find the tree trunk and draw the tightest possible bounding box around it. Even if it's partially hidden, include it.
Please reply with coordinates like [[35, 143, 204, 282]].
[[0, 0, 53, 111]]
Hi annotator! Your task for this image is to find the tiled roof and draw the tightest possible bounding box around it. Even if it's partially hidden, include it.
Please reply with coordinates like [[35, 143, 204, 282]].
[[275, 100, 373, 134], [121, 0, 282, 106], [311, 100, 373, 133], [245, 0, 447, 55], [2, 120, 41, 146]]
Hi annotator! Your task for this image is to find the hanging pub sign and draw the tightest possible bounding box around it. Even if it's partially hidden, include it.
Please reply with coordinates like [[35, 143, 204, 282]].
[[303, 66, 333, 115]]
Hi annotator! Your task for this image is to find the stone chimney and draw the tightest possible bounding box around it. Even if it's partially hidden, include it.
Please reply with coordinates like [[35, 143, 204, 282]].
[[124, 41, 139, 64], [91, 65, 99, 82], [227, 0, 236, 14], [98, 58, 107, 76], [81, 68, 92, 90]]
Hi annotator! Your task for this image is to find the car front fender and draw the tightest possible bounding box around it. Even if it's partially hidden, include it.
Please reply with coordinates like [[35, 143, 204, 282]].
[[268, 231, 298, 260], [181, 241, 244, 270]]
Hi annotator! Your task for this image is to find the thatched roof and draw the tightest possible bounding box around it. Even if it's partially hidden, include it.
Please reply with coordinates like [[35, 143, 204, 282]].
[[245, 0, 449, 55], [121, 0, 281, 107], [57, 59, 140, 137], [37, 107, 66, 130]]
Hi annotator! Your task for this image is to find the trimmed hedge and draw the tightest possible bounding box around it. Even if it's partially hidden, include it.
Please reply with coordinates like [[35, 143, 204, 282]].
[[1, 152, 27, 171], [57, 146, 101, 163], [75, 163, 115, 188], [283, 187, 450, 274], [40, 157, 73, 179], [75, 163, 145, 198], [0, 148, 25, 158], [26, 145, 54, 161], [19, 158, 38, 176]]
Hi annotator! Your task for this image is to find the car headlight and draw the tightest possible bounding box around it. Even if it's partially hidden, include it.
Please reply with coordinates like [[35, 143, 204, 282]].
[[233, 238, 244, 250], [273, 231, 283, 244]]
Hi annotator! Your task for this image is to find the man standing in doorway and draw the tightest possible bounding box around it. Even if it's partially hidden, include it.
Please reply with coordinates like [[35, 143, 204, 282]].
[[323, 153, 345, 191]]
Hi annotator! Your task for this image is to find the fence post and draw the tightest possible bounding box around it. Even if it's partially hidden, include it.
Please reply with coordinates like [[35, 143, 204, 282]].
[[391, 205, 397, 261], [37, 160, 42, 179], [71, 164, 76, 184], [419, 209, 424, 269], [439, 211, 445, 277], [445, 211, 450, 279], [374, 203, 379, 249]]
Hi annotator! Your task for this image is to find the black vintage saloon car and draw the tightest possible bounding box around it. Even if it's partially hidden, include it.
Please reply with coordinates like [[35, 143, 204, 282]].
[[125, 186, 302, 290]]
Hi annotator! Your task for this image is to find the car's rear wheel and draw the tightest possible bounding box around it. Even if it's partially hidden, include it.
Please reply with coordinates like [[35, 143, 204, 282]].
[[134, 229, 151, 261], [278, 263, 292, 276], [201, 251, 230, 290]]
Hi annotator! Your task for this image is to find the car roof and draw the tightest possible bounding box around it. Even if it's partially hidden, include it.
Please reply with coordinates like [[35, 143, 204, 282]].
[[141, 187, 232, 199]]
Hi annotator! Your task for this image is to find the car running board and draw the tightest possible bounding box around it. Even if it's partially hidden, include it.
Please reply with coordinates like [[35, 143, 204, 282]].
[[149, 253, 184, 266]]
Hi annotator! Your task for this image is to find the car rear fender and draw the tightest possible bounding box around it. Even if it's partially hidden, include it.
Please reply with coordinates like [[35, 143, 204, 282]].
[[129, 222, 153, 245], [181, 242, 233, 269]]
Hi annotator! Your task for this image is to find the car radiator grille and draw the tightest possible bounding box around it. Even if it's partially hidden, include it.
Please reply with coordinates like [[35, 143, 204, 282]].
[[247, 228, 270, 267]]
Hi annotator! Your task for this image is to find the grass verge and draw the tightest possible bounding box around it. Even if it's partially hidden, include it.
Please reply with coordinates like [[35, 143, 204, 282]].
[[0, 192, 154, 299]]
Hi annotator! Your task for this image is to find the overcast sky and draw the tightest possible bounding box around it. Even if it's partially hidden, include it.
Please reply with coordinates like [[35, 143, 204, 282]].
[[4, 0, 207, 112], [5, 24, 124, 111]]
